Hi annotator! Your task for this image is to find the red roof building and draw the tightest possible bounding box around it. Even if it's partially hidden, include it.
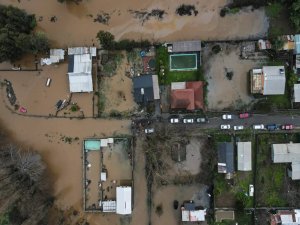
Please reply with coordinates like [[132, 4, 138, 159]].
[[171, 81, 204, 111]]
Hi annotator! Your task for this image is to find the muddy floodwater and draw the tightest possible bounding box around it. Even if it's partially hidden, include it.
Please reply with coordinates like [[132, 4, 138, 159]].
[[2, 0, 268, 47]]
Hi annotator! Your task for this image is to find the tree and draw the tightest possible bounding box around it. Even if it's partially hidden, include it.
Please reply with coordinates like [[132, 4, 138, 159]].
[[290, 0, 300, 32], [0, 5, 49, 62], [96, 30, 115, 49]]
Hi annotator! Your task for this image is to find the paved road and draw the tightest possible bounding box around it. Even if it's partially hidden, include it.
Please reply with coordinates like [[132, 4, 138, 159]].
[[156, 113, 300, 130]]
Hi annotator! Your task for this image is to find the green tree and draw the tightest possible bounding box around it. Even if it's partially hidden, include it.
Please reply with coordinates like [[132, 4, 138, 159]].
[[97, 30, 115, 49], [290, 0, 300, 32], [0, 5, 49, 62]]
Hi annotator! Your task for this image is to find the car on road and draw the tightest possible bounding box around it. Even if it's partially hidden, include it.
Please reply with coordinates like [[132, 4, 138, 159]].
[[281, 124, 293, 130], [183, 118, 194, 124], [196, 117, 208, 123], [234, 125, 244, 130], [239, 112, 250, 119], [220, 124, 231, 130], [169, 116, 180, 124], [266, 124, 279, 131], [144, 128, 154, 134], [253, 124, 264, 130], [249, 184, 254, 197], [222, 114, 233, 120]]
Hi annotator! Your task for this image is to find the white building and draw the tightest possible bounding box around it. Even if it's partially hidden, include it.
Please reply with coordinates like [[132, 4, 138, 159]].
[[116, 186, 132, 215], [237, 142, 252, 171]]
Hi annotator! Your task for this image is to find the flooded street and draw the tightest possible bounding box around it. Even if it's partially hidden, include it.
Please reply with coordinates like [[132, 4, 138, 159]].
[[2, 0, 268, 47]]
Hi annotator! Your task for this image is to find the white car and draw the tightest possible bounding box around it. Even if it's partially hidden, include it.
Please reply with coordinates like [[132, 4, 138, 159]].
[[234, 125, 244, 131], [170, 118, 180, 123], [220, 124, 231, 130], [253, 124, 264, 130], [222, 114, 233, 120], [249, 184, 254, 197], [145, 128, 154, 134], [183, 118, 194, 124]]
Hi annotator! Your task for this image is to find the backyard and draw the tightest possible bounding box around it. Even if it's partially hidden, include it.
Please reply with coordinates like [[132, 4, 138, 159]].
[[156, 46, 204, 84]]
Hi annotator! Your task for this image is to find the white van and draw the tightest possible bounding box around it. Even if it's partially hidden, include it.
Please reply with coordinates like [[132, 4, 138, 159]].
[[253, 124, 264, 130], [46, 78, 52, 87]]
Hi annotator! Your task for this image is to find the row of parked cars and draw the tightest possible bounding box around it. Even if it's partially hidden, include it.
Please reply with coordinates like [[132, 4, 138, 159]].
[[169, 116, 208, 124]]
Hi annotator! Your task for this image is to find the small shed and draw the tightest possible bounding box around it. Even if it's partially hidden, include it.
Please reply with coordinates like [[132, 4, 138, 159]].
[[101, 200, 116, 212], [116, 186, 132, 215], [100, 139, 109, 147], [101, 172, 107, 181]]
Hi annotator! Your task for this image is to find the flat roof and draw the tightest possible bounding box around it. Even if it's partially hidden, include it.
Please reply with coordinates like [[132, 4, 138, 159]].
[[116, 186, 132, 215]]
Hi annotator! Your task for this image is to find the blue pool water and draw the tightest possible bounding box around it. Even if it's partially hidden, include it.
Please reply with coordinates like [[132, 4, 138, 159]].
[[84, 140, 101, 151]]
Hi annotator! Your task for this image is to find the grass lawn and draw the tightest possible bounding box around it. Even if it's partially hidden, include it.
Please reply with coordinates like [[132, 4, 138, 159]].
[[256, 134, 290, 207], [156, 46, 204, 84]]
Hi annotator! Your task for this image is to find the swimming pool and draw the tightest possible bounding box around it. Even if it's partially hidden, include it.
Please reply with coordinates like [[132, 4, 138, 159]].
[[84, 139, 101, 151], [169, 53, 198, 71]]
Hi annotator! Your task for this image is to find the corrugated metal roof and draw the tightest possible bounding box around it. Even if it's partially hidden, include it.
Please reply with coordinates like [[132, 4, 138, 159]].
[[133, 75, 155, 103], [116, 187, 132, 215], [263, 66, 286, 95], [171, 40, 201, 53], [218, 142, 234, 173], [294, 84, 300, 102], [291, 163, 300, 180], [237, 142, 252, 171]]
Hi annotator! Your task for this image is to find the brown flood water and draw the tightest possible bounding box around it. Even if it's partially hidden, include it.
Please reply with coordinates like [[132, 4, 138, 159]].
[[2, 0, 268, 47]]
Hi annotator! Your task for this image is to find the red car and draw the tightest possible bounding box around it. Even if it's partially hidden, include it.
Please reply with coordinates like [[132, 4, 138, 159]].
[[281, 124, 293, 130], [19, 106, 27, 113], [239, 112, 250, 119]]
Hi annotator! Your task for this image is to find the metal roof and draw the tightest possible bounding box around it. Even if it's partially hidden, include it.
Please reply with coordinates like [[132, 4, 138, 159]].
[[295, 34, 300, 54], [272, 143, 300, 163], [294, 84, 300, 102], [237, 142, 252, 171], [133, 75, 160, 103], [291, 163, 300, 180], [116, 186, 132, 215], [218, 142, 234, 173], [263, 66, 286, 95], [171, 40, 201, 53]]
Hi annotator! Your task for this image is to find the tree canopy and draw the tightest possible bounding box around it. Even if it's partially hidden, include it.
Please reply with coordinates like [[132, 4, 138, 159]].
[[0, 5, 49, 62]]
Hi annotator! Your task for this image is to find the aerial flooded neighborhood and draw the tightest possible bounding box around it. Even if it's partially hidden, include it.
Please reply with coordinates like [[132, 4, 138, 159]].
[[2, 0, 300, 225]]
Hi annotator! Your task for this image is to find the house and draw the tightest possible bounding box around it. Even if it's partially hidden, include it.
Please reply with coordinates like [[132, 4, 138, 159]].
[[67, 47, 96, 93], [279, 35, 295, 51], [294, 84, 300, 102], [218, 142, 234, 179], [167, 40, 201, 53], [237, 142, 252, 171], [41, 49, 65, 65], [272, 143, 300, 180], [250, 66, 286, 95], [133, 75, 160, 104], [181, 201, 206, 222], [116, 186, 132, 215], [270, 209, 300, 225], [170, 81, 204, 111]]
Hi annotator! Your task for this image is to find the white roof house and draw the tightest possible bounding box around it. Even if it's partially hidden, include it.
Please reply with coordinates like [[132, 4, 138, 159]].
[[116, 187, 132, 215], [237, 142, 252, 171], [262, 66, 286, 95], [68, 54, 93, 93], [294, 84, 300, 102], [41, 48, 65, 65], [272, 143, 300, 180]]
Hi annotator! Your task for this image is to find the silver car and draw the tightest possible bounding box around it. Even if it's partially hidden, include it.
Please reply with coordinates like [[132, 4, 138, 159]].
[[234, 125, 244, 130], [183, 118, 194, 124], [253, 124, 264, 130], [222, 114, 233, 120]]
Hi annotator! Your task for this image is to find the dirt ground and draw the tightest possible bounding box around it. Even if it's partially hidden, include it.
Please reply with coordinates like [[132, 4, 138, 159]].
[[0, 61, 95, 117], [151, 185, 209, 225], [203, 43, 261, 110], [2, 0, 268, 47], [102, 53, 137, 114]]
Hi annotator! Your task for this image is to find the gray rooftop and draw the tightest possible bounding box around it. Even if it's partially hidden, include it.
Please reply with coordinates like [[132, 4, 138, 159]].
[[263, 66, 286, 95], [237, 142, 252, 171], [171, 40, 201, 53], [294, 84, 300, 102], [218, 142, 234, 174]]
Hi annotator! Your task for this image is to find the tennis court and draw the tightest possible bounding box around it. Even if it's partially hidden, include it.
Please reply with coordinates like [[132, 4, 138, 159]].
[[169, 53, 198, 71]]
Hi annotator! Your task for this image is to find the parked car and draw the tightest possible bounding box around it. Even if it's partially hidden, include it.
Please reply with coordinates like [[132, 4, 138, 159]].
[[144, 128, 154, 134], [169, 116, 180, 124], [253, 124, 264, 130], [222, 114, 233, 120], [234, 125, 244, 131], [196, 117, 208, 123], [281, 124, 293, 130], [249, 184, 254, 197], [266, 124, 279, 131], [220, 124, 231, 130], [183, 118, 194, 124], [239, 112, 250, 119]]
